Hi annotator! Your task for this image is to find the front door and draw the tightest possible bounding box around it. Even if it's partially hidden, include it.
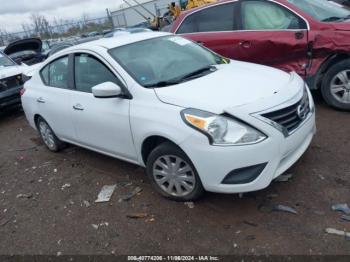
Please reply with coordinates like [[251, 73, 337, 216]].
[[233, 0, 309, 75], [71, 53, 136, 160]]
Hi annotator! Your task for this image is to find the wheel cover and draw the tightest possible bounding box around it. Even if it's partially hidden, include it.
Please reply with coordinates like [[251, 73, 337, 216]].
[[39, 121, 56, 150], [152, 155, 196, 197], [330, 70, 350, 104]]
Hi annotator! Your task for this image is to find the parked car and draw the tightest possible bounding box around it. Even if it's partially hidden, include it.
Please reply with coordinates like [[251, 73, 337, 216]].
[[87, 31, 100, 37], [0, 51, 25, 109], [104, 28, 152, 38], [4, 38, 46, 66], [102, 29, 113, 36], [129, 21, 154, 29], [47, 36, 100, 57], [21, 33, 315, 200], [170, 0, 350, 110]]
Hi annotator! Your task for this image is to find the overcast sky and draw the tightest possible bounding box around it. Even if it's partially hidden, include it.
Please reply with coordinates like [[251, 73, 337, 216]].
[[0, 0, 123, 33]]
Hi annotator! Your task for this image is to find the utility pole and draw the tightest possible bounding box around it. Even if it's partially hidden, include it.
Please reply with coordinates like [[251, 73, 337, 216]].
[[106, 8, 113, 26]]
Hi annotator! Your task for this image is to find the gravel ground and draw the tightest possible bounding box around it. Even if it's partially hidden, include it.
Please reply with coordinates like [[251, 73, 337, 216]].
[[0, 92, 349, 256]]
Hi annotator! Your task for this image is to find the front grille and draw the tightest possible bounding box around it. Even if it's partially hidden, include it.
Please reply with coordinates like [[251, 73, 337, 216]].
[[0, 74, 23, 92], [262, 89, 310, 134]]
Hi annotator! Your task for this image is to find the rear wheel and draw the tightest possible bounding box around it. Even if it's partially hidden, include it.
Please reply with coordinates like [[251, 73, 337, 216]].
[[322, 59, 350, 111], [146, 142, 204, 201], [36, 117, 65, 152]]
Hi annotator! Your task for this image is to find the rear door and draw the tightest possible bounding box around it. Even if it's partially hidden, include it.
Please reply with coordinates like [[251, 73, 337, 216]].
[[234, 0, 309, 75], [176, 1, 240, 59], [37, 55, 76, 141]]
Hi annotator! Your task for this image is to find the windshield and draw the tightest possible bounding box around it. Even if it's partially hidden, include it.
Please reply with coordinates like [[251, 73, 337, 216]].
[[0, 52, 16, 67], [288, 0, 350, 21], [109, 35, 228, 87]]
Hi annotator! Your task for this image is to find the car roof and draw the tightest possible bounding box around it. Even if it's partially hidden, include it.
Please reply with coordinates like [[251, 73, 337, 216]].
[[68, 31, 171, 51]]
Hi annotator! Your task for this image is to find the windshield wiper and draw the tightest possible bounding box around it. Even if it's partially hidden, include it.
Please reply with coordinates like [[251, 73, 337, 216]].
[[342, 14, 350, 20], [144, 65, 217, 88], [143, 79, 182, 88], [177, 65, 216, 81], [322, 16, 343, 22]]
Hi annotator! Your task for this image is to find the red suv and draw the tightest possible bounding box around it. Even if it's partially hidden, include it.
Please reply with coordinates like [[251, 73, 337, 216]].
[[170, 0, 350, 110]]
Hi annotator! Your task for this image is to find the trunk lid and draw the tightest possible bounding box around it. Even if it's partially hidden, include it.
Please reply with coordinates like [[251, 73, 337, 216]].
[[4, 38, 42, 56]]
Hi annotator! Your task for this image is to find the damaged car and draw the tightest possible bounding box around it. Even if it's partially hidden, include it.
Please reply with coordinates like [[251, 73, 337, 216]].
[[171, 0, 350, 110], [4, 38, 46, 66], [21, 33, 315, 200], [0, 51, 25, 109]]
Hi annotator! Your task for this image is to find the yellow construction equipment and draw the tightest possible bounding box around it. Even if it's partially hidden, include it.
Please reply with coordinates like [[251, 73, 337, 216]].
[[124, 0, 217, 30], [168, 0, 217, 18]]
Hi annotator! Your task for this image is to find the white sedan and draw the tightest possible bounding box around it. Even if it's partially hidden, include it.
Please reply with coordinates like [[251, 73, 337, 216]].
[[21, 32, 316, 201]]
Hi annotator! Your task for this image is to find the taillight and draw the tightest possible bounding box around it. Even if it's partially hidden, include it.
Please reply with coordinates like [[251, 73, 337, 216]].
[[19, 88, 26, 96]]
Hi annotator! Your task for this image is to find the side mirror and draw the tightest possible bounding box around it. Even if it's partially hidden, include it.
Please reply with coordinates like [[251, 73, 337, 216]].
[[92, 82, 122, 98]]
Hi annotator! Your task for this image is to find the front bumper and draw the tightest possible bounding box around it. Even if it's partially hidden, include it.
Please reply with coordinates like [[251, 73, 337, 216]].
[[179, 104, 316, 194], [0, 87, 21, 108]]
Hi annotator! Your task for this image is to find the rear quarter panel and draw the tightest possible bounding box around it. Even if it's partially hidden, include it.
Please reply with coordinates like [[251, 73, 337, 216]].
[[22, 75, 42, 129]]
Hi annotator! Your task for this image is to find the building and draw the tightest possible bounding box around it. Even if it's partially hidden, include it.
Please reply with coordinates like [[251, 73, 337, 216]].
[[110, 0, 180, 28]]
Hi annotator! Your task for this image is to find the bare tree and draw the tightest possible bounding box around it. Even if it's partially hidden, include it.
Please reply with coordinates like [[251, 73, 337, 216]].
[[0, 28, 10, 46], [21, 23, 32, 38], [30, 13, 52, 39]]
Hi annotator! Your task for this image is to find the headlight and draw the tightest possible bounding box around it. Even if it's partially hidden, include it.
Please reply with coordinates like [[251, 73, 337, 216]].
[[181, 109, 267, 146]]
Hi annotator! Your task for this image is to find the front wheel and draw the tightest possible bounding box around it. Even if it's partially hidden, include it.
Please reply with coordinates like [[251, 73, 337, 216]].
[[321, 59, 350, 111], [146, 142, 204, 201]]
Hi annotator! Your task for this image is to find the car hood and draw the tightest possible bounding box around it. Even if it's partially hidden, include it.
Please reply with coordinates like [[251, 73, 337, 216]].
[[154, 61, 296, 114], [4, 38, 42, 56], [0, 65, 24, 79]]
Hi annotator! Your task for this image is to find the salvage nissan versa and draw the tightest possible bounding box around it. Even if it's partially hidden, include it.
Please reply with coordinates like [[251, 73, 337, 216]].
[[21, 33, 316, 200]]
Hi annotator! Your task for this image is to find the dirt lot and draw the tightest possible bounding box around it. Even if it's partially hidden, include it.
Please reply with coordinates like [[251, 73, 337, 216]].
[[0, 92, 349, 256]]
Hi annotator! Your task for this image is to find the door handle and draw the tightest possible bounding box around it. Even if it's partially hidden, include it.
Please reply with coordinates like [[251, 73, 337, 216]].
[[73, 104, 84, 111], [239, 41, 251, 49], [36, 97, 45, 103], [295, 31, 304, 40]]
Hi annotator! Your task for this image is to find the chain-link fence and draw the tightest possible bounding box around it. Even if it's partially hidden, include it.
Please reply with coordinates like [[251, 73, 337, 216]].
[[0, 16, 113, 46]]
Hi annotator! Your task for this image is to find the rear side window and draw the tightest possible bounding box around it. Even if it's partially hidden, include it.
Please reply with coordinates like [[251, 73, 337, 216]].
[[241, 1, 306, 30], [177, 3, 235, 33], [40, 56, 69, 89], [74, 53, 121, 93]]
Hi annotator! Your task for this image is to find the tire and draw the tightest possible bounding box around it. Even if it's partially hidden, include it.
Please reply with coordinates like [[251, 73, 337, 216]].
[[146, 142, 204, 201], [321, 59, 350, 111], [36, 117, 65, 152]]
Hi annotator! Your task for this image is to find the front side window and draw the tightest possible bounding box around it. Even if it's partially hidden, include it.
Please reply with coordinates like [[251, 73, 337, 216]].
[[288, 0, 350, 22], [177, 3, 235, 33], [109, 36, 228, 88], [74, 54, 120, 93], [40, 56, 69, 89], [242, 1, 306, 30]]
